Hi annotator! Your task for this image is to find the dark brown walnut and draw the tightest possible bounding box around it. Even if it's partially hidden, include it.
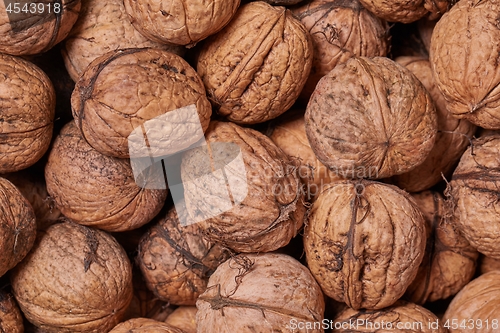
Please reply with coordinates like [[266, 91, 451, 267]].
[[405, 191, 478, 304], [417, 18, 438, 54], [124, 0, 240, 46], [10, 222, 133, 333], [181, 121, 305, 253], [443, 271, 500, 333], [0, 0, 80, 55], [109, 318, 186, 333], [304, 180, 426, 310], [449, 135, 500, 259], [269, 110, 342, 200], [62, 0, 184, 82], [305, 56, 437, 180], [197, 1, 313, 124], [0, 54, 55, 173], [292, 0, 389, 99], [137, 203, 231, 305], [196, 253, 325, 333], [359, 0, 450, 23], [0, 177, 36, 278], [0, 290, 24, 333], [388, 57, 475, 192], [479, 255, 500, 275], [333, 300, 447, 332], [45, 122, 167, 232], [165, 307, 196, 333], [430, 0, 500, 129], [71, 48, 212, 158]]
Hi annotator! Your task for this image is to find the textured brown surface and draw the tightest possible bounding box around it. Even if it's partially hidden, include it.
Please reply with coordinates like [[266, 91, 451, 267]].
[[196, 253, 325, 333], [443, 271, 500, 333], [44, 122, 167, 232], [138, 204, 230, 305], [109, 318, 185, 333], [10, 222, 133, 333], [124, 0, 239, 46], [430, 0, 500, 129], [0, 177, 36, 278], [449, 135, 500, 258], [389, 57, 475, 192], [0, 54, 55, 173], [181, 121, 305, 253], [333, 300, 447, 332], [71, 48, 211, 158], [305, 56, 437, 179], [358, 0, 431, 23], [405, 191, 478, 304], [165, 306, 196, 333], [479, 255, 500, 275], [292, 0, 389, 99], [304, 180, 426, 310], [197, 1, 312, 124], [0, 290, 24, 333], [62, 0, 184, 81], [0, 0, 81, 55]]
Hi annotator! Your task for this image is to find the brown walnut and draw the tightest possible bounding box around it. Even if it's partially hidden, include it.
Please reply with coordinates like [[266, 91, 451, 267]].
[[0, 290, 24, 333]]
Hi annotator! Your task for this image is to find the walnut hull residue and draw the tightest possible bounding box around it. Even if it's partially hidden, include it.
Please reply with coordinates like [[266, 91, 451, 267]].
[[304, 180, 426, 310], [196, 253, 325, 333], [197, 1, 313, 124], [10, 222, 133, 333], [305, 56, 437, 180], [0, 53, 55, 173]]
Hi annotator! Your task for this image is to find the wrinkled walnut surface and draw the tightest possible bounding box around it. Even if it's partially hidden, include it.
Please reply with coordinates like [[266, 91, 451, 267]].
[[165, 306, 197, 333], [109, 318, 186, 333], [0, 290, 24, 333]]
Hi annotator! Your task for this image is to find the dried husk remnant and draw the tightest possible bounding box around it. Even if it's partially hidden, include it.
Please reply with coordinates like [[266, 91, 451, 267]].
[[165, 306, 197, 333], [71, 48, 212, 158], [0, 0, 81, 55], [292, 0, 389, 99], [304, 180, 426, 310], [197, 1, 313, 124], [138, 203, 231, 305], [11, 222, 133, 333], [45, 122, 167, 232], [109, 318, 186, 333], [181, 121, 305, 253], [430, 0, 500, 129], [305, 56, 437, 179], [0, 290, 24, 333], [443, 271, 500, 333], [449, 135, 500, 259], [196, 253, 325, 333], [0, 53, 55, 173], [405, 191, 478, 304], [0, 177, 36, 278]]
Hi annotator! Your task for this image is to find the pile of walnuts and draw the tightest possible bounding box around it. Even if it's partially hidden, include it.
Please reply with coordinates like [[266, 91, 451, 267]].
[[1, 0, 500, 332]]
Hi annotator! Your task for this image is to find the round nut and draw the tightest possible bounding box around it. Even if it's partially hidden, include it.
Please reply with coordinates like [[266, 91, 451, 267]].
[[109, 318, 185, 333], [165, 306, 197, 333], [0, 290, 23, 333]]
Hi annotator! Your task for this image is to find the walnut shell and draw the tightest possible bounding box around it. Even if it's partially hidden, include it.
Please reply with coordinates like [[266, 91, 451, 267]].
[[292, 0, 389, 99], [196, 1, 313, 124], [196, 253, 325, 333], [305, 56, 437, 179], [0, 0, 80, 55], [62, 0, 184, 82], [181, 121, 305, 253], [10, 222, 133, 333], [0, 54, 55, 173], [449, 135, 500, 259], [443, 271, 500, 333], [430, 0, 500, 129], [359, 0, 450, 23], [479, 255, 500, 275], [333, 300, 447, 332], [0, 290, 24, 333], [110, 318, 186, 333], [165, 307, 196, 333], [304, 180, 426, 310], [0, 177, 36, 278], [405, 191, 478, 304], [45, 122, 167, 232], [124, 0, 240, 46], [138, 203, 231, 305], [389, 57, 475, 192], [71, 48, 212, 158], [417, 18, 437, 54]]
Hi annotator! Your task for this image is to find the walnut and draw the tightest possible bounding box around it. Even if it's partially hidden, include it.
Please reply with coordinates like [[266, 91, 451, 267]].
[[358, 0, 451, 23], [479, 255, 500, 275], [0, 0, 81, 55], [196, 1, 313, 124], [305, 56, 437, 179], [0, 290, 23, 333], [0, 53, 55, 173], [109, 318, 185, 333], [71, 48, 212, 159], [304, 180, 426, 310], [165, 306, 197, 333]]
